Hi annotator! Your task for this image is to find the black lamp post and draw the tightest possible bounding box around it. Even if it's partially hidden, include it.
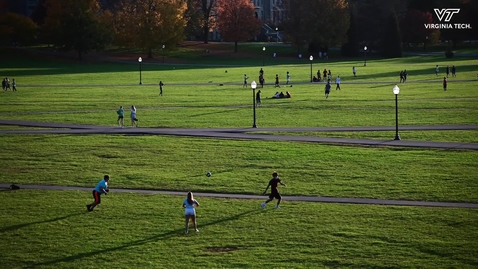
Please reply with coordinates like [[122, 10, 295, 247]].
[[162, 45, 165, 64], [262, 47, 266, 66], [251, 80, 257, 128], [309, 55, 313, 82], [138, 57, 143, 85], [363, 46, 367, 66], [393, 85, 401, 140]]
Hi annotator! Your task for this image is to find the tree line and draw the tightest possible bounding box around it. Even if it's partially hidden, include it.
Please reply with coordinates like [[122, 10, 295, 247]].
[[0, 0, 476, 60]]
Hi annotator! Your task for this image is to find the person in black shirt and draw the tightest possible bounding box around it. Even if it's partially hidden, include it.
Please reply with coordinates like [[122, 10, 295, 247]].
[[261, 172, 286, 209]]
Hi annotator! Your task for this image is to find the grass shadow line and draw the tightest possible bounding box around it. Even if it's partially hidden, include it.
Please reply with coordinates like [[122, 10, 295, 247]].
[[0, 212, 86, 233], [27, 209, 259, 268]]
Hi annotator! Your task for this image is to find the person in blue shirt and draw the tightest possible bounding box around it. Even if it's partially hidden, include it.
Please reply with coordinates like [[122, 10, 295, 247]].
[[87, 175, 110, 212], [183, 191, 200, 234]]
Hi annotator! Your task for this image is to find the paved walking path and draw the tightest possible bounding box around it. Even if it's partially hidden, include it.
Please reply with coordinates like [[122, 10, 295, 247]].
[[2, 184, 477, 209], [1, 120, 477, 150]]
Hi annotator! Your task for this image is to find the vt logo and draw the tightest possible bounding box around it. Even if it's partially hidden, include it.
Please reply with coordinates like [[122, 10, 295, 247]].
[[434, 8, 460, 22]]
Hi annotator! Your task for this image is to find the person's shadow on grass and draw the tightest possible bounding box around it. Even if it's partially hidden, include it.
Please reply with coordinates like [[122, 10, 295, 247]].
[[27, 209, 261, 268], [0, 212, 86, 233]]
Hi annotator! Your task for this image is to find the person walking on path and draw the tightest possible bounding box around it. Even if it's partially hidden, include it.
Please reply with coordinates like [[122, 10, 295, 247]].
[[399, 71, 404, 83], [325, 81, 331, 99], [261, 171, 286, 209], [275, 74, 280, 88], [117, 106, 124, 128], [403, 70, 408, 82], [435, 65, 439, 76], [335, 76, 341, 90], [183, 191, 200, 234], [352, 66, 356, 77], [86, 175, 110, 212], [131, 105, 138, 127], [446, 66, 450, 78], [286, 71, 291, 85], [443, 77, 448, 92], [12, 79, 16, 92], [243, 74, 248, 88], [159, 81, 164, 96], [452, 66, 456, 77], [256, 90, 261, 107]]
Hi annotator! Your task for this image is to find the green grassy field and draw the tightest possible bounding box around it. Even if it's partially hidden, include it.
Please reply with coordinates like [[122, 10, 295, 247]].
[[1, 47, 477, 268], [259, 130, 478, 143], [1, 190, 477, 269]]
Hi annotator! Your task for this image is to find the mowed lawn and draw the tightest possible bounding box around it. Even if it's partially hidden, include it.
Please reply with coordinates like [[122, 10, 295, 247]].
[[1, 190, 477, 269], [0, 134, 477, 203], [1, 48, 478, 268]]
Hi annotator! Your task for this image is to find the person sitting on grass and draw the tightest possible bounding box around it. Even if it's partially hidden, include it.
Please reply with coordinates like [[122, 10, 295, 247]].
[[279, 91, 285, 98], [272, 92, 280, 98], [286, 91, 291, 98]]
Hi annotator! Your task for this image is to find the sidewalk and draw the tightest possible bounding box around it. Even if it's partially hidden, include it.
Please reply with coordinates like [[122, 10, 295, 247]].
[[2, 184, 477, 209], [1, 120, 477, 150]]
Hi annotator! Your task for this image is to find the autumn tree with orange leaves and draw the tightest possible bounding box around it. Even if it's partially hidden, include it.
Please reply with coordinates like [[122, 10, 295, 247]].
[[217, 0, 261, 52], [114, 0, 187, 59]]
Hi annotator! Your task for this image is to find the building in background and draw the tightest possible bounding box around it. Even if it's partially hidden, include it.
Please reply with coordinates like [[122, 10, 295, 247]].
[[6, 0, 39, 17]]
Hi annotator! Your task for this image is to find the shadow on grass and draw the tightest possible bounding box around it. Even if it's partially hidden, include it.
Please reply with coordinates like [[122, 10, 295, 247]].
[[0, 212, 86, 233], [28, 209, 260, 268]]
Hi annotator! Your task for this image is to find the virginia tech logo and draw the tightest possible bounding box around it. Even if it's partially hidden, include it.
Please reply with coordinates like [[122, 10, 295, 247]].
[[434, 8, 460, 22], [425, 8, 471, 29]]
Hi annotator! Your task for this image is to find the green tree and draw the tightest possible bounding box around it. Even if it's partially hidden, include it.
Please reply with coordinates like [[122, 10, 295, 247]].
[[382, 12, 402, 58], [282, 0, 350, 54], [217, 0, 261, 53], [115, 0, 187, 58], [43, 0, 112, 60], [0, 12, 38, 46]]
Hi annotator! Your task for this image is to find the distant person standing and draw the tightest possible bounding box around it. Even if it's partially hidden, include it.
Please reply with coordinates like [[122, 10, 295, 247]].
[[399, 71, 404, 83], [183, 191, 200, 234], [275, 74, 280, 88], [243, 74, 248, 88], [159, 81, 164, 96], [286, 71, 291, 85], [335, 76, 341, 90], [86, 175, 110, 212], [259, 68, 264, 77], [131, 105, 138, 127], [261, 171, 286, 209], [352, 66, 356, 77], [443, 77, 447, 91], [256, 90, 261, 107], [325, 81, 331, 99], [446, 66, 450, 78], [403, 70, 408, 83], [452, 65, 456, 77], [259, 74, 264, 88], [117, 106, 124, 128], [12, 79, 16, 92], [435, 65, 439, 76]]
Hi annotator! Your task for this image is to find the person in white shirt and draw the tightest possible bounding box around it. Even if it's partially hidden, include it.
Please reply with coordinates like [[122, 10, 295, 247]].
[[435, 65, 439, 76], [335, 76, 341, 90], [352, 66, 356, 77], [183, 192, 200, 234], [243, 74, 248, 88], [131, 105, 138, 128]]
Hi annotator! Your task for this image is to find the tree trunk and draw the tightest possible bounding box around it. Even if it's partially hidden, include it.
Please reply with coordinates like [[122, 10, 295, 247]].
[[234, 41, 238, 53], [148, 48, 153, 59], [203, 22, 209, 44]]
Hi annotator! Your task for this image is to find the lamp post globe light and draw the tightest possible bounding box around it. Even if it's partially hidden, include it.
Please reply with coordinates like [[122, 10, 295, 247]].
[[138, 57, 143, 85], [309, 55, 314, 82], [393, 85, 401, 140], [262, 46, 266, 66], [363, 46, 368, 66], [251, 80, 257, 128]]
